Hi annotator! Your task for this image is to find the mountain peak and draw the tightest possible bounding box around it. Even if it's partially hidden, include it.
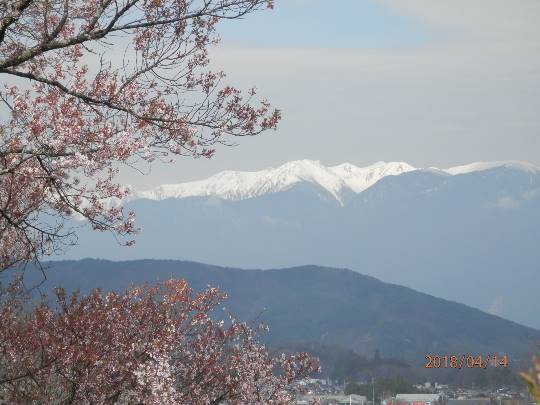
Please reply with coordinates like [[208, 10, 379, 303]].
[[329, 161, 416, 193]]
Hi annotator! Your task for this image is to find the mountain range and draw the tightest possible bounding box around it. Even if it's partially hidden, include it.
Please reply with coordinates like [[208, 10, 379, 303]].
[[62, 160, 540, 329], [127, 160, 538, 204], [130, 160, 417, 203]]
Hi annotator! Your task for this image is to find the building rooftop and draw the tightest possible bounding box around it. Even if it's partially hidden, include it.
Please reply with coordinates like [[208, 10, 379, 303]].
[[395, 394, 442, 402]]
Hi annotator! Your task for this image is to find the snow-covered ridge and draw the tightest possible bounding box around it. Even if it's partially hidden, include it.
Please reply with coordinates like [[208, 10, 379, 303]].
[[444, 160, 539, 175], [131, 160, 539, 203]]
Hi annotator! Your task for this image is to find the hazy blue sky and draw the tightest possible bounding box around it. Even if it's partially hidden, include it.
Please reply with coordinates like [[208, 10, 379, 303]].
[[119, 0, 540, 188]]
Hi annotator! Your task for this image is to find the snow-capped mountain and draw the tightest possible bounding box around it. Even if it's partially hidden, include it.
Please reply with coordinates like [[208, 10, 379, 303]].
[[131, 159, 538, 203], [132, 160, 418, 203]]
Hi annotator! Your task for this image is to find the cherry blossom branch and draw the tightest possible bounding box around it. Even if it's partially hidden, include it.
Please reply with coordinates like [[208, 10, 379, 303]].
[[0, 0, 279, 271]]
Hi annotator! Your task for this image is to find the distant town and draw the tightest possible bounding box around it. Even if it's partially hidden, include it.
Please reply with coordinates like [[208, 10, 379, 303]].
[[294, 378, 534, 405]]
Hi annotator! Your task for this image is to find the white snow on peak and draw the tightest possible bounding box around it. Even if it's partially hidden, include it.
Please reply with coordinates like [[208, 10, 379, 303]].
[[133, 160, 415, 203], [330, 161, 416, 193], [445, 160, 539, 175], [132, 159, 539, 203]]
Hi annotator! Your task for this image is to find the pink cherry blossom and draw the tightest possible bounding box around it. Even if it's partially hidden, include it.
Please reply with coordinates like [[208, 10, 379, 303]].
[[0, 278, 319, 403]]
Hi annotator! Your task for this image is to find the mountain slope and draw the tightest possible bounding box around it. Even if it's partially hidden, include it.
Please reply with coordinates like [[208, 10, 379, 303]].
[[22, 259, 540, 363]]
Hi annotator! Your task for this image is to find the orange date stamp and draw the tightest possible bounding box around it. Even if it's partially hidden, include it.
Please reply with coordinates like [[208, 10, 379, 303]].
[[424, 354, 508, 369]]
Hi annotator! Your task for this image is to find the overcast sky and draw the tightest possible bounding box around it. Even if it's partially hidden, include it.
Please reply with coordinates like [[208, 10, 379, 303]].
[[119, 0, 540, 188]]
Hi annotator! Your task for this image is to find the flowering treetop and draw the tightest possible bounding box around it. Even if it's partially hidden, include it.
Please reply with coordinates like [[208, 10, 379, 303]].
[[0, 0, 280, 271], [0, 278, 319, 403]]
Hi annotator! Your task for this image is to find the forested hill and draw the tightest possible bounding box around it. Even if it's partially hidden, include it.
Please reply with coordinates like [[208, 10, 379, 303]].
[[18, 259, 540, 363]]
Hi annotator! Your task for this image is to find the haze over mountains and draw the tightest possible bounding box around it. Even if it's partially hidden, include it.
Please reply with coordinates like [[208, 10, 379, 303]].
[[22, 259, 540, 364], [64, 160, 540, 329]]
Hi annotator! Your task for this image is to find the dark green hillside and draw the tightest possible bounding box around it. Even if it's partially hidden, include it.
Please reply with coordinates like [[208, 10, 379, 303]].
[[17, 259, 540, 363]]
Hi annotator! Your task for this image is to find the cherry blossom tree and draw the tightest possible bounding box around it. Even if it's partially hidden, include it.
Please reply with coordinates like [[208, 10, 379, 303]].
[[0, 4, 322, 404], [0, 278, 319, 403], [0, 0, 281, 271]]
